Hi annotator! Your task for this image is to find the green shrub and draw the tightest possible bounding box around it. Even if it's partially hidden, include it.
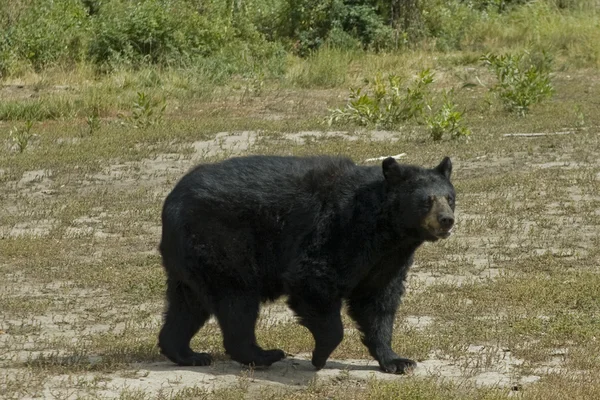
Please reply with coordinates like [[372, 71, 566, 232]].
[[325, 27, 364, 51], [333, 2, 395, 51], [329, 70, 472, 140], [88, 0, 229, 68], [425, 90, 471, 141], [327, 70, 434, 129], [85, 0, 286, 77], [421, 0, 482, 51], [482, 50, 554, 115], [275, 0, 394, 56], [0, 0, 89, 71]]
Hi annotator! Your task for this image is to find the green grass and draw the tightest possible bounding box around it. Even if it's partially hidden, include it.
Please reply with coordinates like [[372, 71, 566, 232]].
[[285, 47, 352, 89]]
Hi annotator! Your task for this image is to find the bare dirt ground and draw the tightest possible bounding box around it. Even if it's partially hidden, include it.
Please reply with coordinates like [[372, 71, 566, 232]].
[[3, 122, 599, 399]]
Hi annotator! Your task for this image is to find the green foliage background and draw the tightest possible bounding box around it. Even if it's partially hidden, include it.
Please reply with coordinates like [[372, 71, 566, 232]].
[[1, 0, 599, 79]]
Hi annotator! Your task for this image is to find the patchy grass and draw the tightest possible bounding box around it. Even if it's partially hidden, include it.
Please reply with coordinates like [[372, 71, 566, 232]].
[[1, 49, 600, 399]]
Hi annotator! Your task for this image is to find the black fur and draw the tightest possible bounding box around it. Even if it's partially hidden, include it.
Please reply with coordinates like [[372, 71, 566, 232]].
[[157, 154, 455, 373]]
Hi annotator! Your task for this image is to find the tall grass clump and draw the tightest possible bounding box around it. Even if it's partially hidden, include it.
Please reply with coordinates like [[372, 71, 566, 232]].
[[0, 98, 75, 121], [286, 47, 353, 88], [466, 0, 600, 66]]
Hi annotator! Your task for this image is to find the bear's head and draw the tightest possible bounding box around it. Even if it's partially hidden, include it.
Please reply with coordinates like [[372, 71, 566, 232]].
[[382, 156, 455, 242]]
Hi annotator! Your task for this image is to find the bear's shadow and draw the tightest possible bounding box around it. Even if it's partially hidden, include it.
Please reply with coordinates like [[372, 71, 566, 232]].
[[144, 357, 384, 386]]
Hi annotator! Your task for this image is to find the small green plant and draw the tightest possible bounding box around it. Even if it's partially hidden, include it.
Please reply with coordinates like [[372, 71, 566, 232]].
[[121, 92, 166, 129], [327, 69, 434, 129], [574, 104, 586, 130], [9, 120, 34, 153], [85, 106, 101, 136], [425, 90, 471, 141], [481, 51, 554, 116], [240, 72, 265, 104]]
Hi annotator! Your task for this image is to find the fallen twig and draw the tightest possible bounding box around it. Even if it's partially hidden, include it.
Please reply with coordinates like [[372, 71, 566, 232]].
[[503, 131, 573, 137], [364, 153, 407, 162]]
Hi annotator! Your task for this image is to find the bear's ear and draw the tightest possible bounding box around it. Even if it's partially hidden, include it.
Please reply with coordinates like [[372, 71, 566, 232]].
[[382, 157, 406, 183], [435, 156, 452, 179]]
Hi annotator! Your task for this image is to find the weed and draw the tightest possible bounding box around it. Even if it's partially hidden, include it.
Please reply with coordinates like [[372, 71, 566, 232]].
[[425, 90, 471, 141], [240, 72, 265, 104], [481, 51, 554, 116], [85, 106, 101, 136], [9, 120, 34, 153], [327, 69, 434, 129], [120, 92, 166, 129], [287, 47, 351, 88], [574, 104, 586, 130], [0, 99, 65, 121]]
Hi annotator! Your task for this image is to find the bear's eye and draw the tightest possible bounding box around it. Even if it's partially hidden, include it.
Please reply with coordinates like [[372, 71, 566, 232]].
[[447, 195, 454, 205], [425, 195, 434, 208]]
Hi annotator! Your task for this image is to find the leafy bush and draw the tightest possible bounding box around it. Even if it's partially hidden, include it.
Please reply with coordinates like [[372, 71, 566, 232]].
[[421, 0, 482, 51], [0, 0, 285, 76], [275, 0, 394, 55], [88, 0, 230, 68], [481, 50, 554, 115], [0, 0, 89, 71], [327, 70, 434, 129], [85, 0, 287, 76], [425, 90, 471, 141], [332, 1, 395, 51]]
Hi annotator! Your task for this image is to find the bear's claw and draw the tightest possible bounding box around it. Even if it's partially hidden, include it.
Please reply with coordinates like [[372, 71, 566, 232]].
[[380, 357, 417, 374]]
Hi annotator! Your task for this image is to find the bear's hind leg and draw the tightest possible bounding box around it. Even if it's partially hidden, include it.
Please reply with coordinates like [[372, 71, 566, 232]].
[[158, 280, 212, 366], [215, 295, 285, 367]]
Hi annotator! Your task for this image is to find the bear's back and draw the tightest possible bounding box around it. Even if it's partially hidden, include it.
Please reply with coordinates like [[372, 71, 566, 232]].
[[173, 155, 358, 208]]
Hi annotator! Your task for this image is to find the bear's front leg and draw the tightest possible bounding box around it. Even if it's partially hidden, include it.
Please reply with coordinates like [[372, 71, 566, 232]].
[[287, 296, 344, 370], [348, 284, 416, 374]]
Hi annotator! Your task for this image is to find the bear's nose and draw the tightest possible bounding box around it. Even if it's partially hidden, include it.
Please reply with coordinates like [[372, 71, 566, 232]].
[[439, 215, 454, 229]]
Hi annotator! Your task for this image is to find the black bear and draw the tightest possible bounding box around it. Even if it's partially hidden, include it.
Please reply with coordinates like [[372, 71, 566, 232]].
[[158, 154, 455, 374]]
